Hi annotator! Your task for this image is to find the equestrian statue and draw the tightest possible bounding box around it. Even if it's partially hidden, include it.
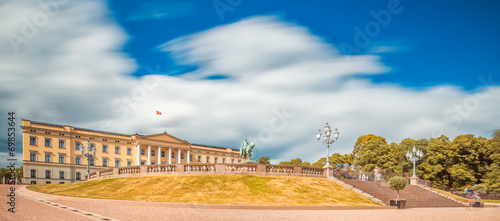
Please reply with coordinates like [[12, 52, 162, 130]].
[[239, 139, 255, 161]]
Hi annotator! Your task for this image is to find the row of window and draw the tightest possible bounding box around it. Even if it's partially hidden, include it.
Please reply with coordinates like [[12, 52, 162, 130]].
[[29, 152, 133, 167], [30, 169, 81, 180], [30, 137, 134, 155]]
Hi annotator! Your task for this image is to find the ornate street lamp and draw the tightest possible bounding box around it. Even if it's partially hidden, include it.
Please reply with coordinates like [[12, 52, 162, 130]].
[[316, 123, 340, 167], [80, 140, 96, 175], [406, 145, 423, 177]]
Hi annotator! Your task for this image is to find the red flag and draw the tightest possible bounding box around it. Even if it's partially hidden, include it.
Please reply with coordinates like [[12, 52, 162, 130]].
[[156, 111, 161, 115]]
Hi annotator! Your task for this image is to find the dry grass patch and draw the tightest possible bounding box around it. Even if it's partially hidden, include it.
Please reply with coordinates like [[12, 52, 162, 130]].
[[27, 175, 382, 206]]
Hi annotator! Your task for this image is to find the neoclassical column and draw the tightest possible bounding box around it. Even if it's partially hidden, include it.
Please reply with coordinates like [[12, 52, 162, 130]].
[[136, 144, 140, 165], [177, 149, 181, 164], [186, 149, 190, 164], [168, 148, 172, 164], [157, 146, 161, 164], [147, 145, 151, 165]]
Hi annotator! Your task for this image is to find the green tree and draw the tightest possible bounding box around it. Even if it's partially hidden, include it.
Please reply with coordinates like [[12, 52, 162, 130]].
[[279, 158, 311, 166], [420, 135, 454, 188], [353, 134, 386, 156], [388, 176, 408, 199], [353, 135, 392, 173], [312, 157, 326, 168], [472, 184, 488, 195], [484, 130, 500, 191], [257, 156, 270, 164]]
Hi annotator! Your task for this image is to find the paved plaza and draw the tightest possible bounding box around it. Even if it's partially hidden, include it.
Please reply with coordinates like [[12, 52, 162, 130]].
[[1, 185, 499, 221]]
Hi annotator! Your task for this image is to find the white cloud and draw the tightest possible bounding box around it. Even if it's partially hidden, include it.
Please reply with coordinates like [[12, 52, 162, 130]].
[[1, 1, 499, 168]]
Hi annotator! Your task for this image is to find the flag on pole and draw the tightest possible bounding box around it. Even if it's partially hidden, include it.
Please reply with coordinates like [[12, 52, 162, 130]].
[[156, 110, 162, 115]]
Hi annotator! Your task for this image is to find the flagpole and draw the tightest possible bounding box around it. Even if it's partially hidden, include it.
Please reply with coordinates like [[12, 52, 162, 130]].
[[156, 112, 158, 133]]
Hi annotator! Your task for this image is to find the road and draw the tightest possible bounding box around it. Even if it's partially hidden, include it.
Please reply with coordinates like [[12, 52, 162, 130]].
[[1, 185, 499, 221]]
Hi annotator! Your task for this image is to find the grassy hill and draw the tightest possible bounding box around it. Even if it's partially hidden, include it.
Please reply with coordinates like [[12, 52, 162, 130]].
[[27, 175, 382, 206]]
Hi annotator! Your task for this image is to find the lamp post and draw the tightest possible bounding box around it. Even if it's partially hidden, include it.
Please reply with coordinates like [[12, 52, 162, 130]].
[[406, 145, 423, 177], [80, 140, 96, 175], [316, 123, 339, 167]]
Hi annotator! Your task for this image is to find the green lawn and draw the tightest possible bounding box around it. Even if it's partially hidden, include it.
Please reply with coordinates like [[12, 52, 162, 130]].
[[27, 174, 382, 206]]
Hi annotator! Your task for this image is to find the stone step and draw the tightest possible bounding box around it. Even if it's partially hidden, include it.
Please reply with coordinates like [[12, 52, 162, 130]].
[[340, 179, 464, 208]]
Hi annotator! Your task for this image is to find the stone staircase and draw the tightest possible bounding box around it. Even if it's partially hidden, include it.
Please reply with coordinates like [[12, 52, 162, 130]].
[[340, 179, 465, 208]]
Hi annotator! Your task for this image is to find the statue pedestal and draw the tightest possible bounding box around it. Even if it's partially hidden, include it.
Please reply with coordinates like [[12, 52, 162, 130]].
[[410, 176, 419, 185], [323, 165, 334, 178]]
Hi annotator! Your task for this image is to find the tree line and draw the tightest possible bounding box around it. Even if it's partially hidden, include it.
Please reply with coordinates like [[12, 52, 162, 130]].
[[258, 130, 500, 191]]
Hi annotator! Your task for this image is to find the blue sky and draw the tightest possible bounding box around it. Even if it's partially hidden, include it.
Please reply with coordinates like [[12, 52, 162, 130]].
[[0, 0, 499, 168], [112, 0, 500, 90]]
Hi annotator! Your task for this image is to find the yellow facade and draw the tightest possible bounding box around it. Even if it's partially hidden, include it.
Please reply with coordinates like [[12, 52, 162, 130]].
[[22, 119, 240, 184]]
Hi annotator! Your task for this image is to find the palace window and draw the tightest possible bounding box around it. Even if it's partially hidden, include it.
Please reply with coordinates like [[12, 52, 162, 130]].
[[222, 158, 226, 164], [206, 156, 210, 163], [30, 169, 36, 178], [103, 145, 108, 153], [115, 146, 120, 154], [171, 152, 175, 158], [151, 150, 155, 156], [45, 170, 51, 179], [190, 155, 193, 162], [58, 140, 65, 148], [45, 138, 51, 147], [181, 153, 184, 159], [141, 161, 145, 165], [141, 149, 145, 155], [127, 148, 132, 155], [127, 160, 132, 167], [197, 155, 201, 162], [214, 157, 218, 164], [75, 141, 82, 150], [115, 159, 120, 167], [30, 152, 37, 161], [45, 153, 51, 162], [238, 159, 241, 163], [89, 158, 94, 166], [75, 156, 81, 165], [30, 137, 37, 145], [161, 151, 165, 157], [58, 154, 65, 164], [59, 171, 65, 179], [76, 172, 81, 180], [103, 158, 108, 167], [231, 159, 235, 164]]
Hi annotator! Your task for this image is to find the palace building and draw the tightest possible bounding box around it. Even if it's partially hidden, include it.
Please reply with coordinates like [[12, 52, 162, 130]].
[[21, 119, 240, 185]]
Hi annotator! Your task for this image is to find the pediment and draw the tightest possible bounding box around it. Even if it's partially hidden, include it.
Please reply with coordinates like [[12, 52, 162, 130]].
[[137, 132, 189, 145]]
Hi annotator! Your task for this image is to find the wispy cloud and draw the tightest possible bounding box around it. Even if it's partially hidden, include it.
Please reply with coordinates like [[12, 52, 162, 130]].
[[127, 1, 198, 21]]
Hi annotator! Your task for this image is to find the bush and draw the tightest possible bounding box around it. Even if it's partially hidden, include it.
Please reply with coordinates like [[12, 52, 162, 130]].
[[472, 184, 488, 195], [389, 176, 408, 199]]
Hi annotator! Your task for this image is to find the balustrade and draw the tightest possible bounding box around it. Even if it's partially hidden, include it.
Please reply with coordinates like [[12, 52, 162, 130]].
[[185, 164, 217, 172], [226, 164, 257, 173], [302, 167, 324, 176], [86, 163, 334, 181], [119, 166, 141, 175], [147, 165, 175, 173], [266, 165, 294, 173], [100, 169, 114, 176]]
